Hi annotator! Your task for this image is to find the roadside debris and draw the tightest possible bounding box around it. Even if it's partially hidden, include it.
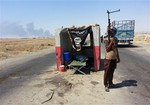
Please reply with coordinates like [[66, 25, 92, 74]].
[[41, 89, 54, 104]]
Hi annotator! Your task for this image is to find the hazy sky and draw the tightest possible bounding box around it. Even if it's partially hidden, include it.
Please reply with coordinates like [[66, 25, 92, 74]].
[[0, 0, 150, 38]]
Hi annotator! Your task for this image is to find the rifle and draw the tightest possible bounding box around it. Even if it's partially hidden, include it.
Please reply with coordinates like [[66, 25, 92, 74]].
[[107, 9, 120, 42]]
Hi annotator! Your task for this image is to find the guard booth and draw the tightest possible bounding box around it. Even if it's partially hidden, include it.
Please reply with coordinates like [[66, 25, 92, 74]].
[[55, 24, 101, 72]]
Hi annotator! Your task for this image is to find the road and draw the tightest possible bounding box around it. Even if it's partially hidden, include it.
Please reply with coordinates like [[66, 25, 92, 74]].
[[0, 48, 56, 104], [115, 44, 150, 104], [0, 44, 150, 105]]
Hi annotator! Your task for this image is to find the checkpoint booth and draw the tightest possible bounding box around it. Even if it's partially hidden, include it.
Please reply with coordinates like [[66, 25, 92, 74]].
[[55, 24, 101, 72]]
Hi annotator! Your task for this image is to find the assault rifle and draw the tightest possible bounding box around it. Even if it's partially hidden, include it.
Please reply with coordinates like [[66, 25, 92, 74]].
[[107, 9, 120, 42]]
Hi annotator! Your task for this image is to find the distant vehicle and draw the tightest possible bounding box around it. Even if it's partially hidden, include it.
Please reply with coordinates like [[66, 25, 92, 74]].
[[112, 20, 135, 45]]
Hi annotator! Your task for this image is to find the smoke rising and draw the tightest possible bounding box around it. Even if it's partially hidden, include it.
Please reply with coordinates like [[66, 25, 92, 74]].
[[0, 21, 52, 38]]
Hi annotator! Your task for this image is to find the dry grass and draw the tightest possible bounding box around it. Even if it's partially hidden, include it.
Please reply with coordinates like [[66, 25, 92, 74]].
[[0, 38, 55, 60], [134, 34, 150, 43]]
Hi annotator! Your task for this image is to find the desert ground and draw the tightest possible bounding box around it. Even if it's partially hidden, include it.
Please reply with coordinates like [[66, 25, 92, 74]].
[[134, 33, 150, 43], [0, 35, 150, 105], [0, 38, 55, 60], [0, 34, 149, 60]]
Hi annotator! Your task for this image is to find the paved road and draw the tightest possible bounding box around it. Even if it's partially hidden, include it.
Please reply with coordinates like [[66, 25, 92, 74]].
[[116, 45, 150, 104], [0, 44, 150, 105], [0, 48, 56, 99]]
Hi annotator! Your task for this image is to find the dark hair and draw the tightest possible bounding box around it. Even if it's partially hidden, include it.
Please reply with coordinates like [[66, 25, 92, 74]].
[[108, 27, 117, 37]]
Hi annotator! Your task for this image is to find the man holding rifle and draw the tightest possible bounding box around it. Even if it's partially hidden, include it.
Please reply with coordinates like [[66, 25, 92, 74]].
[[104, 9, 120, 92], [104, 27, 120, 92]]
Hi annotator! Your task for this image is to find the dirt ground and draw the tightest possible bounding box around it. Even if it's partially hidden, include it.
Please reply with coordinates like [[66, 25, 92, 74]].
[[134, 33, 150, 43], [0, 33, 149, 61], [0, 38, 55, 60], [0, 37, 150, 105]]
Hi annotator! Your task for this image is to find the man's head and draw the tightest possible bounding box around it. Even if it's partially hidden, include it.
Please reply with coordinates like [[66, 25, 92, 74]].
[[108, 27, 117, 37]]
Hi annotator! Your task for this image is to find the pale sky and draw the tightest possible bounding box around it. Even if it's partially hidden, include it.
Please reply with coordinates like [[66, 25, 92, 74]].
[[0, 0, 150, 38]]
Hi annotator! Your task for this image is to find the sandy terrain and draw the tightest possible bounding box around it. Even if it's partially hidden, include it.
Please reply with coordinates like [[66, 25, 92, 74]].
[[0, 33, 149, 61], [134, 33, 150, 43], [0, 37, 150, 105], [0, 38, 55, 60], [1, 44, 149, 105]]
